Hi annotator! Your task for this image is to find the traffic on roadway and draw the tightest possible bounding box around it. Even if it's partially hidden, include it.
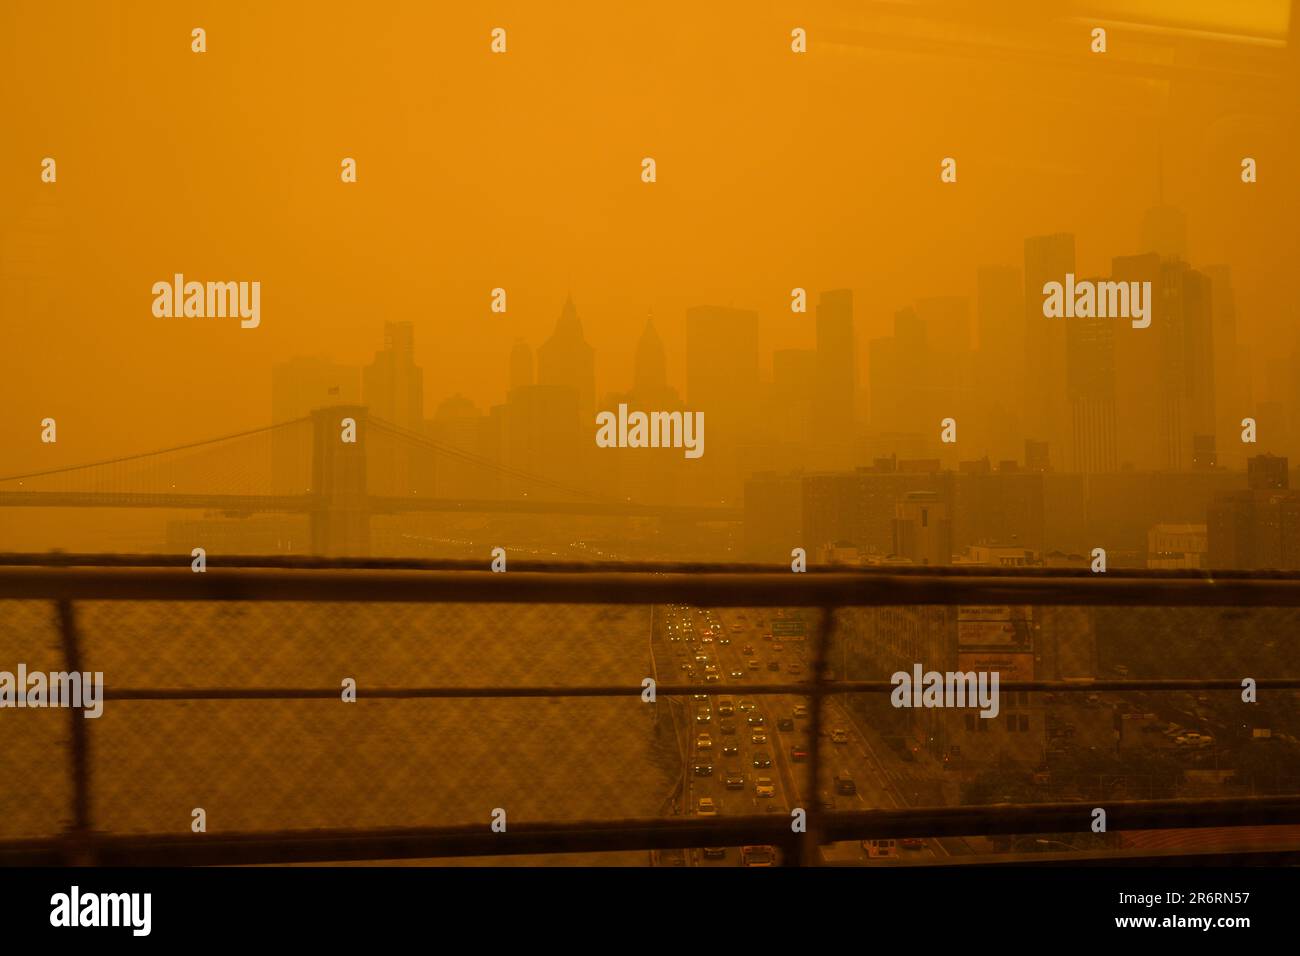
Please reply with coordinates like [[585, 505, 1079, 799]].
[[653, 605, 940, 866]]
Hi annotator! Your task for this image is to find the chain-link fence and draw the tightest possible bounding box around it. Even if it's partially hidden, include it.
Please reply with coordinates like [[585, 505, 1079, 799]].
[[3, 558, 1300, 865]]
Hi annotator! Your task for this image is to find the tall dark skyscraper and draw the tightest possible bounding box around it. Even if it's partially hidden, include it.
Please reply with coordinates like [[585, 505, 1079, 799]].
[[1065, 278, 1118, 474]]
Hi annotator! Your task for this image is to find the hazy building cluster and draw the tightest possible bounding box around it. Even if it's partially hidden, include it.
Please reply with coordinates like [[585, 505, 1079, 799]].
[[261, 202, 1300, 569]]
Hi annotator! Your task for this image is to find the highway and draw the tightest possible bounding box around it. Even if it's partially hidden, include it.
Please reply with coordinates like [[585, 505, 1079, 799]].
[[651, 605, 941, 865]]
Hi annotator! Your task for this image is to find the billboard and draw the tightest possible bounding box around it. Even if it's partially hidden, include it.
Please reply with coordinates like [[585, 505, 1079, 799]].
[[957, 651, 1034, 682], [958, 605, 1032, 648]]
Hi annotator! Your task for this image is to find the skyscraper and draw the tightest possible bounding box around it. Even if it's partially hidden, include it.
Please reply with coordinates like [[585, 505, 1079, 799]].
[[976, 265, 1025, 462], [1065, 278, 1118, 473], [363, 322, 423, 430], [1023, 234, 1075, 457], [633, 315, 668, 396], [815, 289, 856, 467], [686, 305, 760, 500], [509, 339, 534, 392], [537, 294, 595, 418]]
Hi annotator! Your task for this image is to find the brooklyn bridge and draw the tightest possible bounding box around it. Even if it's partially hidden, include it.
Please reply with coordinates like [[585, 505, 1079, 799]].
[[0, 406, 741, 556]]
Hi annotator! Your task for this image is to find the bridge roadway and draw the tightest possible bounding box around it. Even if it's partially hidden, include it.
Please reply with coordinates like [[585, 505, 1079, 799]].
[[0, 490, 741, 521]]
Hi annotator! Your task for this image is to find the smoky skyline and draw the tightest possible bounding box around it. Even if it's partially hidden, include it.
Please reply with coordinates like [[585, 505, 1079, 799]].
[[3, 1, 1298, 474]]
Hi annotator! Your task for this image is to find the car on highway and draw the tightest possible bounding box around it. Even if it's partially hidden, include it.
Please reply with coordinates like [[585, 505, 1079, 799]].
[[697, 797, 718, 816], [721, 744, 739, 757], [719, 720, 736, 734], [741, 845, 776, 867], [718, 637, 731, 646], [747, 659, 761, 670], [754, 776, 776, 797], [901, 838, 925, 851], [729, 670, 744, 680], [705, 672, 721, 683], [747, 713, 766, 727], [738, 699, 756, 712], [702, 847, 726, 859], [777, 716, 794, 732], [831, 728, 850, 745], [697, 733, 713, 751], [750, 732, 768, 745], [742, 645, 754, 655], [692, 693, 709, 702], [752, 751, 772, 768], [724, 770, 746, 790], [696, 708, 711, 723], [767, 661, 781, 672], [730, 624, 743, 633], [793, 704, 809, 718], [694, 763, 713, 777], [790, 746, 809, 762], [773, 642, 784, 652], [834, 771, 856, 795]]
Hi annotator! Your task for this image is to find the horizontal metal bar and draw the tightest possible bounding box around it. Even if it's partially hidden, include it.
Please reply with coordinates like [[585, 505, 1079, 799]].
[[2, 796, 1297, 867], [10, 553, 1300, 579], [7, 565, 1300, 606], [92, 677, 1300, 702]]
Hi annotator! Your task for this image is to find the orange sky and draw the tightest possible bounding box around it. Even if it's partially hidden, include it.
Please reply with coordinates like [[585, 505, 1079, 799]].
[[2, 0, 1297, 472]]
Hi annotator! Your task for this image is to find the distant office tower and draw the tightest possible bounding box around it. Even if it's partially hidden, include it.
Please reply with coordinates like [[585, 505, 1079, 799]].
[[509, 339, 534, 391], [1191, 434, 1217, 471], [1065, 278, 1117, 474], [815, 289, 856, 467], [916, 296, 971, 352], [1110, 255, 1215, 471], [1203, 265, 1246, 469], [428, 394, 497, 499], [977, 266, 1024, 358], [686, 305, 760, 496], [772, 349, 817, 446], [634, 315, 667, 395], [503, 384, 583, 496], [1025, 439, 1050, 473], [892, 490, 953, 566], [1023, 234, 1075, 458], [363, 322, 424, 430], [869, 307, 932, 441], [1110, 252, 1163, 470], [1139, 204, 1189, 261], [537, 294, 595, 418], [1208, 488, 1300, 570], [1248, 454, 1289, 491], [976, 266, 1025, 463]]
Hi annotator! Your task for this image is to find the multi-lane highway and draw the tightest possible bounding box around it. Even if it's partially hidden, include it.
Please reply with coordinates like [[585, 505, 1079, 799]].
[[651, 605, 940, 865]]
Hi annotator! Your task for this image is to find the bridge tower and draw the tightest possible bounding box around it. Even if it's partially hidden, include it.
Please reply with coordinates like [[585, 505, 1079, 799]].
[[310, 405, 372, 556]]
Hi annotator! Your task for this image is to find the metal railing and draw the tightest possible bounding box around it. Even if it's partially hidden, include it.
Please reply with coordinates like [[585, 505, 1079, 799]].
[[2, 555, 1300, 866]]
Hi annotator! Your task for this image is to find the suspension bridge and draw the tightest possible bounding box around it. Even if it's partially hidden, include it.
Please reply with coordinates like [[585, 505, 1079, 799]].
[[0, 406, 741, 554]]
